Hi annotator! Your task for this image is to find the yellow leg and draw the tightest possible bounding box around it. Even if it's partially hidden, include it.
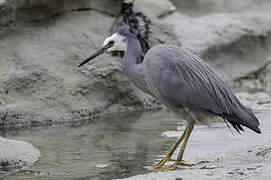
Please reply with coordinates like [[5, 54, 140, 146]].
[[152, 126, 188, 170], [163, 121, 194, 171]]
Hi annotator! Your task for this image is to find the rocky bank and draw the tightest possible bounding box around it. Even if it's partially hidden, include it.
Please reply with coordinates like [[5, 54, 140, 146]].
[[119, 143, 271, 180]]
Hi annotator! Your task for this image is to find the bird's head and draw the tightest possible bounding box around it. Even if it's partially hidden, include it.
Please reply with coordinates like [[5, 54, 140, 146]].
[[103, 31, 128, 52], [78, 28, 134, 67]]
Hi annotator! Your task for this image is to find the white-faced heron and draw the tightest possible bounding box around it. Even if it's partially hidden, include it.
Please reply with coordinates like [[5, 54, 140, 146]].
[[79, 28, 261, 171]]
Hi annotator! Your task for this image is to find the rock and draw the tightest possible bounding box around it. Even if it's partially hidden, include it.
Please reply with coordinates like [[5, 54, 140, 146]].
[[0, 0, 121, 26], [134, 0, 176, 19], [162, 12, 271, 81], [117, 143, 271, 180], [148, 21, 180, 47], [236, 91, 271, 110], [0, 137, 40, 176], [0, 2, 177, 128], [171, 0, 271, 17], [110, 1, 151, 60], [0, 9, 135, 127], [233, 62, 271, 95], [135, 0, 271, 85], [264, 63, 271, 94]]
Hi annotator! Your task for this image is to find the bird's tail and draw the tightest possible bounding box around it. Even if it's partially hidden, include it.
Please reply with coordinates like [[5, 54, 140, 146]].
[[222, 105, 261, 134]]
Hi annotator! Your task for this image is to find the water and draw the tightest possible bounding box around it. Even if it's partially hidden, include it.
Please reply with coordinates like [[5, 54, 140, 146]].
[[3, 109, 271, 180]]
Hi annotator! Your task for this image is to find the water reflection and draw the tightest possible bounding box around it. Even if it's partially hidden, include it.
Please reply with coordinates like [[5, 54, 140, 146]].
[[4, 109, 271, 180], [5, 110, 180, 180]]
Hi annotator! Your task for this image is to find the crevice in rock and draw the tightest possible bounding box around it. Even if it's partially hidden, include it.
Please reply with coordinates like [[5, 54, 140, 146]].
[[21, 7, 116, 24], [0, 0, 121, 26], [71, 7, 115, 17], [202, 30, 271, 81], [233, 61, 271, 93], [235, 61, 271, 81], [110, 1, 151, 62]]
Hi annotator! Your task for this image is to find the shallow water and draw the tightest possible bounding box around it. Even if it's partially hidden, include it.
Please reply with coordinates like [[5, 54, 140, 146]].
[[4, 109, 271, 180]]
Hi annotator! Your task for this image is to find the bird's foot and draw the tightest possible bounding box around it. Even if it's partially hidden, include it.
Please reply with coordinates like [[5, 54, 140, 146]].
[[168, 159, 194, 167], [152, 157, 170, 169], [152, 157, 193, 170], [163, 161, 194, 171], [163, 163, 178, 171]]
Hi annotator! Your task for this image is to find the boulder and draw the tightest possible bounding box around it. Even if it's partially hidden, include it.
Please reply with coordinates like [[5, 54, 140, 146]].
[[0, 2, 177, 127], [161, 12, 271, 81], [135, 0, 271, 82], [0, 137, 40, 176], [0, 0, 121, 26], [236, 91, 271, 110], [171, 0, 271, 17]]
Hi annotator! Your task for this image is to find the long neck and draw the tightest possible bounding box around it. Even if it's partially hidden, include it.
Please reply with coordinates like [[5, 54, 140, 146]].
[[122, 38, 142, 75], [123, 38, 142, 67], [122, 37, 146, 90]]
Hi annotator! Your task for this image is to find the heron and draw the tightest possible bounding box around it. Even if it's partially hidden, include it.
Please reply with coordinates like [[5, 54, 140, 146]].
[[79, 28, 261, 171]]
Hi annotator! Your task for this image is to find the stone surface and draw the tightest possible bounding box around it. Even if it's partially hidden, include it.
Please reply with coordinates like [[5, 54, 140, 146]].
[[162, 12, 271, 81], [236, 91, 271, 110], [0, 0, 121, 26], [0, 10, 131, 127], [171, 0, 271, 17], [233, 62, 271, 95], [0, 5, 177, 128], [134, 0, 176, 19], [0, 137, 40, 176], [118, 143, 271, 180], [135, 0, 271, 83]]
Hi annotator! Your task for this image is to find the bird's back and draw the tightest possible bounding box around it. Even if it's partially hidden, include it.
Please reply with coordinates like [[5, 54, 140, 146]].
[[142, 44, 261, 133]]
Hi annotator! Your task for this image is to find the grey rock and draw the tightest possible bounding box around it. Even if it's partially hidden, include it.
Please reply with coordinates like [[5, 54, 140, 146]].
[[233, 61, 271, 94], [0, 0, 121, 26], [134, 0, 176, 19], [135, 0, 271, 86], [171, 0, 271, 17], [117, 143, 271, 180], [236, 91, 271, 110], [148, 21, 180, 47], [264, 63, 271, 94], [0, 10, 117, 127], [0, 5, 176, 128], [0, 137, 40, 176], [162, 12, 271, 81]]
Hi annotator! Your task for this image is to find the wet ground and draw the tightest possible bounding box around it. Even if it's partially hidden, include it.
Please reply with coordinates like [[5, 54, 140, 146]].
[[3, 109, 271, 180]]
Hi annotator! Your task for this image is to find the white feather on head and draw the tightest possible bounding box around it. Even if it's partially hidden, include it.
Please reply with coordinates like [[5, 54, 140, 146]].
[[103, 32, 127, 52]]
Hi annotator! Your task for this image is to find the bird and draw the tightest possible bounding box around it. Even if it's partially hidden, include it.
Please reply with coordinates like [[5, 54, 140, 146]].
[[78, 28, 261, 171]]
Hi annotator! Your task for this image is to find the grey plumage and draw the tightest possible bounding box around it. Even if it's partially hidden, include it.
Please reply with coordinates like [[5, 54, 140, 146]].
[[143, 44, 260, 133], [118, 29, 261, 134], [80, 28, 261, 134]]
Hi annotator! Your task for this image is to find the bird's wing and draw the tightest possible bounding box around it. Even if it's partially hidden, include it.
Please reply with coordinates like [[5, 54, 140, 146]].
[[143, 44, 260, 133]]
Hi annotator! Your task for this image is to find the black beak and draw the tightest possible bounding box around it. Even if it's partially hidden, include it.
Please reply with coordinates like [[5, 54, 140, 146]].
[[78, 42, 114, 67]]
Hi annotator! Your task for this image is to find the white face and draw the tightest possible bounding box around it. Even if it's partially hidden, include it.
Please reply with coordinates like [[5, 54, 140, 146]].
[[103, 33, 127, 52]]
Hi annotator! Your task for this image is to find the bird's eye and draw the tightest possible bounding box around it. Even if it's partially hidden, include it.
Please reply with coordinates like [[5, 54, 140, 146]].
[[109, 41, 114, 45]]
